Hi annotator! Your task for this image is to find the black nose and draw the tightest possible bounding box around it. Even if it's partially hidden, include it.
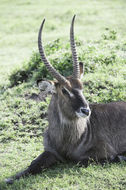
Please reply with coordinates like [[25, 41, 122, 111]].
[[80, 108, 90, 116]]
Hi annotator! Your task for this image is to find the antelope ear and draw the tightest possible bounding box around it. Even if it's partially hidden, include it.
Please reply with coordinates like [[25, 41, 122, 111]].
[[37, 80, 56, 93], [79, 62, 84, 79]]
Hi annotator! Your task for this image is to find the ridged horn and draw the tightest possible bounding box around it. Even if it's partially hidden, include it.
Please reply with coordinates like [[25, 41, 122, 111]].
[[38, 19, 68, 84], [70, 15, 80, 79]]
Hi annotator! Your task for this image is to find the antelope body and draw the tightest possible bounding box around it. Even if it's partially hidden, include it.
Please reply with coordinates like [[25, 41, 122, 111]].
[[6, 15, 126, 184], [46, 97, 126, 163]]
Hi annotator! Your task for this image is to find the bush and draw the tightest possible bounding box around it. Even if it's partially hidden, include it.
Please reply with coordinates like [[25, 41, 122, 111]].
[[9, 32, 126, 103]]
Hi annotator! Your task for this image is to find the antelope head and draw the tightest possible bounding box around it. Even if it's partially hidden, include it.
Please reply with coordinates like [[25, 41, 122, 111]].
[[38, 15, 90, 119]]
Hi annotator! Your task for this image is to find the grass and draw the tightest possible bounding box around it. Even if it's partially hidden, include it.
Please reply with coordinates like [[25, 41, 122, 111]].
[[0, 0, 126, 189]]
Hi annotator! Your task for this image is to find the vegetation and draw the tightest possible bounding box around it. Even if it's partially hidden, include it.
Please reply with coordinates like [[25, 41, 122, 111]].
[[0, 0, 126, 189]]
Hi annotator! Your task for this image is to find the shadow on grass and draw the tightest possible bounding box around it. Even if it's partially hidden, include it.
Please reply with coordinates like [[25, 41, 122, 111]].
[[0, 163, 74, 190], [0, 161, 126, 190]]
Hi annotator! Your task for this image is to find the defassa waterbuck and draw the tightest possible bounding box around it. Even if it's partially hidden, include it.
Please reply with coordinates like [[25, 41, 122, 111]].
[[6, 15, 126, 184]]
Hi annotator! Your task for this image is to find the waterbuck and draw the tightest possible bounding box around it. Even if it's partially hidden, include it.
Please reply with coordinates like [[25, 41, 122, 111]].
[[6, 15, 126, 184]]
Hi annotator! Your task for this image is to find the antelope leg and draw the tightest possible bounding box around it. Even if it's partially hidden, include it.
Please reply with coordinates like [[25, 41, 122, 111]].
[[111, 155, 126, 162], [5, 151, 58, 184]]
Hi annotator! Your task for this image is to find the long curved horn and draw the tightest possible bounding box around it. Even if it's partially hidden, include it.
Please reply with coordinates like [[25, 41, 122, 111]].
[[70, 15, 80, 79], [38, 19, 67, 84]]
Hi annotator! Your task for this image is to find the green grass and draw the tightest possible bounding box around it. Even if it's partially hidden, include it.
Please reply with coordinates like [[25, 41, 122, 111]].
[[0, 0, 126, 189]]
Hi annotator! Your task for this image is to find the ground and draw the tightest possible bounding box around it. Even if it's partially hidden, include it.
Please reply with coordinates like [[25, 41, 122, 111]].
[[0, 0, 126, 189]]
